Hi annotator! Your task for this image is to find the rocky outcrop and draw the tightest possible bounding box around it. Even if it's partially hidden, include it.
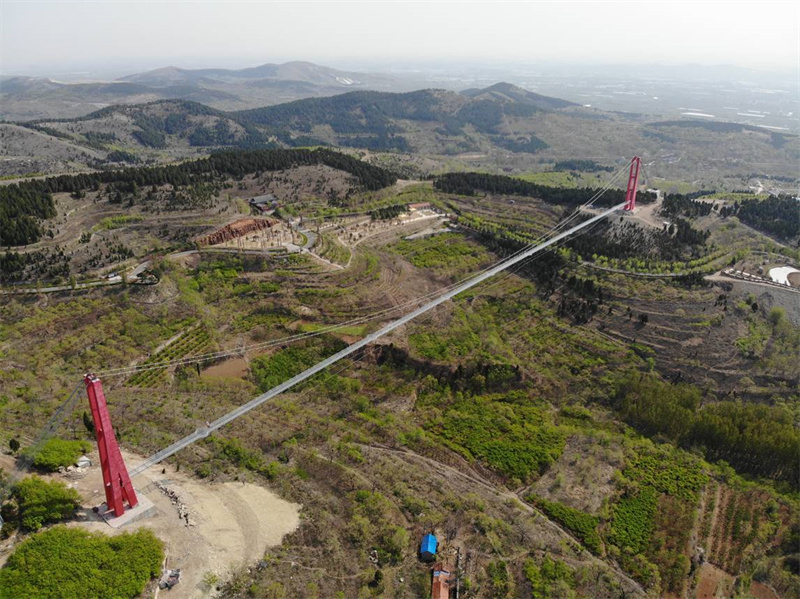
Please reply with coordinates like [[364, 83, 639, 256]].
[[197, 218, 274, 246]]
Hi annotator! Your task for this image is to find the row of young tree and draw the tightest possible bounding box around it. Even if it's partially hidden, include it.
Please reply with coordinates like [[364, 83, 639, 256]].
[[433, 171, 657, 207], [615, 373, 799, 485], [1, 149, 397, 246]]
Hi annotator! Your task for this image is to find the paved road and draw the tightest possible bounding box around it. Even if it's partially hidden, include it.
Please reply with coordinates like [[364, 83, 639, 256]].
[[0, 277, 122, 295], [581, 262, 684, 278], [0, 247, 293, 295], [299, 228, 317, 250]]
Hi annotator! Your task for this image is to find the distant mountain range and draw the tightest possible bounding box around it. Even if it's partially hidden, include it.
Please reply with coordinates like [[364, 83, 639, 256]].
[[0, 61, 411, 122], [119, 60, 393, 87]]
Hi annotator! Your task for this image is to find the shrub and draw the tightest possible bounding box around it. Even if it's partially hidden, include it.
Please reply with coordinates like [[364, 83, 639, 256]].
[[625, 454, 707, 503], [31, 438, 92, 472], [528, 495, 602, 553], [486, 560, 514, 598], [0, 525, 163, 599], [251, 337, 346, 392], [432, 394, 564, 482], [13, 476, 80, 531], [524, 556, 577, 599], [608, 486, 658, 553]]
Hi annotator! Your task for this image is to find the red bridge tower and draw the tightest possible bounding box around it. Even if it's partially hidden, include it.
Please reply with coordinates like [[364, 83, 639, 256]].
[[84, 374, 138, 517], [624, 156, 641, 211]]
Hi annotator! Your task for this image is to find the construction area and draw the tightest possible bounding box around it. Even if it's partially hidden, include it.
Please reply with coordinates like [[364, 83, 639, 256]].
[[0, 447, 301, 599]]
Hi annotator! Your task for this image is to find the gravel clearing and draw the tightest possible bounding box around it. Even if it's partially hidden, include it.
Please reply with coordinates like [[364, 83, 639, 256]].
[[65, 450, 301, 598]]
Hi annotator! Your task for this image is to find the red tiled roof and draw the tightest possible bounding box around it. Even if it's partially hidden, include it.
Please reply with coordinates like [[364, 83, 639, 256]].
[[431, 563, 452, 599]]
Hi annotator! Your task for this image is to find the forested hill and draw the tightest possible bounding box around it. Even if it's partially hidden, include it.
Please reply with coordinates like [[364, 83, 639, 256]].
[[15, 83, 571, 157], [24, 100, 274, 151], [461, 82, 578, 110], [232, 85, 569, 151], [234, 84, 575, 131], [0, 148, 396, 246]]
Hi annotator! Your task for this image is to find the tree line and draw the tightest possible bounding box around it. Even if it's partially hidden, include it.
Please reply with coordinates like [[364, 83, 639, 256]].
[[433, 171, 657, 207], [722, 195, 800, 240], [1, 149, 397, 246], [650, 120, 792, 149], [661, 193, 715, 218], [553, 159, 613, 172], [567, 220, 709, 263], [369, 204, 406, 220], [615, 372, 799, 485]]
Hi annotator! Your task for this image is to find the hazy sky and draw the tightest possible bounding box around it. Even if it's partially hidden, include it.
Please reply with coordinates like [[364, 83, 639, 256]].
[[1, 0, 798, 76]]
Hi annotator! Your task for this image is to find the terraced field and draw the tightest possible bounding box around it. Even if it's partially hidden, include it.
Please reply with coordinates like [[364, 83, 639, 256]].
[[125, 327, 213, 387]]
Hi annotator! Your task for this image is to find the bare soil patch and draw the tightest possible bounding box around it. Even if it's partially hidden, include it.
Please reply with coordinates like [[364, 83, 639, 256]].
[[528, 434, 622, 515], [750, 581, 781, 599], [201, 357, 249, 379], [59, 450, 300, 599], [695, 563, 734, 599]]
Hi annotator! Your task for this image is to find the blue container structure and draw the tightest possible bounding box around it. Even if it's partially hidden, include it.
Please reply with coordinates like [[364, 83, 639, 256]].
[[420, 533, 438, 561]]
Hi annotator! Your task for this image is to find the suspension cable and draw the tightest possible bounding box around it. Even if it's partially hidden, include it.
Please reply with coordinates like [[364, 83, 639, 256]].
[[128, 198, 627, 477], [0, 382, 84, 510], [96, 163, 632, 379]]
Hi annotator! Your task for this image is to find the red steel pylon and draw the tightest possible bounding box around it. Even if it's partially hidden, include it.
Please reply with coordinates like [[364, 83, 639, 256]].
[[84, 374, 138, 517], [624, 156, 641, 211]]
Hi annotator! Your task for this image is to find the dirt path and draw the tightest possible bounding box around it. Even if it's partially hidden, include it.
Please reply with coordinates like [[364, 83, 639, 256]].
[[704, 483, 723, 551]]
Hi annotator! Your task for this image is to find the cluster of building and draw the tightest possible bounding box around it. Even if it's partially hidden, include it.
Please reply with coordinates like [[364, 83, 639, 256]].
[[420, 533, 457, 599]]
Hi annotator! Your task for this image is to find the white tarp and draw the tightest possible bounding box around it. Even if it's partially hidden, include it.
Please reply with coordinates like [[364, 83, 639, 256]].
[[768, 266, 800, 286]]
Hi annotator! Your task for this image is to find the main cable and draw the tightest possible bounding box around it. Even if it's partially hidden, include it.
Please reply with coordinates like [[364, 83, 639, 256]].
[[96, 164, 631, 379], [128, 199, 627, 477]]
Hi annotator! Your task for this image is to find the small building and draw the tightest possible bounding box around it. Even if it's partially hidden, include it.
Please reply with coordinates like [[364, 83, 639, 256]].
[[420, 533, 438, 561], [250, 194, 279, 214], [408, 202, 432, 211], [431, 562, 452, 599]]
